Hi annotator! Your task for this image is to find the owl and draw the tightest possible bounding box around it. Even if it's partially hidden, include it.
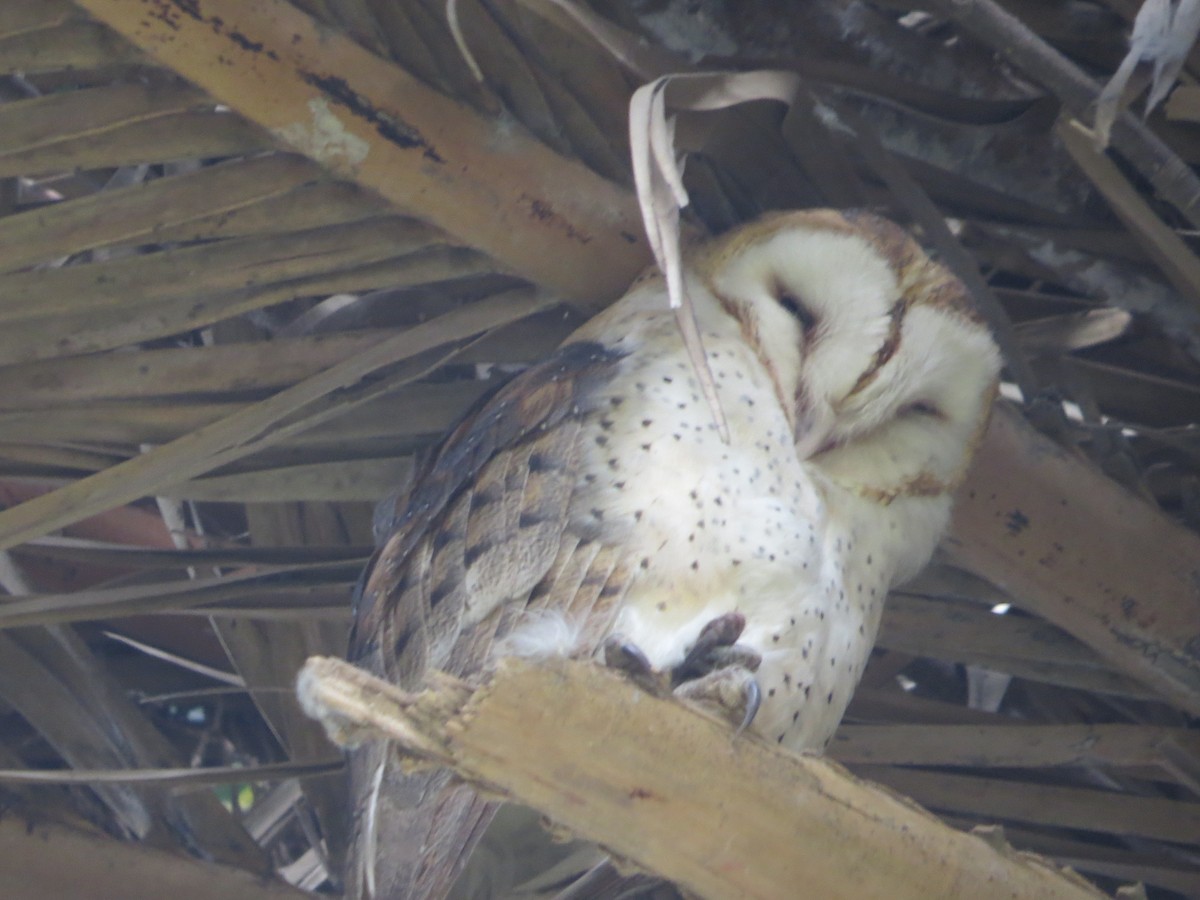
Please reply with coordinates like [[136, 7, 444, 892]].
[[345, 209, 1001, 899]]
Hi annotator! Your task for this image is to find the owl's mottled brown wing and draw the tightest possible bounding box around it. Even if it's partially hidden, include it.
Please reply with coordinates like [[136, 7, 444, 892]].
[[346, 340, 636, 900]]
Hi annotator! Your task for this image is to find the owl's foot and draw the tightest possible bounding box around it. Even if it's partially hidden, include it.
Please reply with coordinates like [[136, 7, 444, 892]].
[[602, 633, 670, 695], [671, 611, 762, 684], [603, 615, 763, 733], [670, 612, 762, 733], [673, 665, 761, 734]]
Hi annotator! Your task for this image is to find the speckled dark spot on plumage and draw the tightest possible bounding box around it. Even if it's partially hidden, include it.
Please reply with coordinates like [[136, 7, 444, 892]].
[[462, 540, 494, 568], [469, 485, 501, 512], [431, 528, 458, 552], [429, 576, 457, 607], [599, 580, 623, 598]]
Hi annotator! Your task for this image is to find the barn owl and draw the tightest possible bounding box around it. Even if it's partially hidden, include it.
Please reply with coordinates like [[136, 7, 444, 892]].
[[345, 209, 1001, 899]]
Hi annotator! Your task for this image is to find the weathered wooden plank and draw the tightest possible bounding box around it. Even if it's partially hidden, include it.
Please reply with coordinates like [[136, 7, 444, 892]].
[[832, 723, 1200, 769], [939, 816, 1200, 898], [846, 686, 1013, 726], [951, 404, 1200, 716], [297, 656, 1104, 900], [73, 0, 650, 309], [857, 765, 1200, 844], [878, 594, 1153, 697], [0, 815, 311, 900]]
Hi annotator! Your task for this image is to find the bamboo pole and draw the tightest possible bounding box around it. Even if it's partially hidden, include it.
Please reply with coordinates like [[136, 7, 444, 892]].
[[298, 655, 1104, 900], [69, 0, 650, 308]]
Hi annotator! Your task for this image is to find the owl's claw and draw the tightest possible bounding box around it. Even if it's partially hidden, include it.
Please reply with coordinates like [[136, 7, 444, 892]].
[[673, 665, 761, 732], [602, 633, 653, 674], [602, 633, 669, 695], [672, 611, 761, 684], [737, 677, 761, 736]]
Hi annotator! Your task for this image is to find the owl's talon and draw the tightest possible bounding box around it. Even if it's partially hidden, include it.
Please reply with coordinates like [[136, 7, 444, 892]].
[[673, 665, 760, 732], [735, 677, 761, 736], [693, 611, 747, 652], [602, 633, 653, 675], [672, 611, 760, 684], [603, 634, 669, 695]]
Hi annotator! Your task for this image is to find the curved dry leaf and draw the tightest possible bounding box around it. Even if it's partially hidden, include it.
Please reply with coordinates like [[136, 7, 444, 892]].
[[628, 71, 803, 444]]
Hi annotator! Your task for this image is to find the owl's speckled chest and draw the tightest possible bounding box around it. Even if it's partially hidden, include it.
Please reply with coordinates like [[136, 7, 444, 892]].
[[568, 305, 889, 752]]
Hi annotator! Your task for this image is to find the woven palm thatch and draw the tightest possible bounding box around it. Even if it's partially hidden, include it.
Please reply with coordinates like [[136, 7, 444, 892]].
[[0, 1, 1199, 897]]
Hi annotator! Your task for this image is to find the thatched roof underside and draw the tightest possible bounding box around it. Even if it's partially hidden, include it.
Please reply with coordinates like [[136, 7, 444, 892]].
[[1, 0, 1199, 897]]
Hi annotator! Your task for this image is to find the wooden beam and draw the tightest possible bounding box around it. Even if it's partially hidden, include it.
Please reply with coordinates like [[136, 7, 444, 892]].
[[950, 403, 1200, 716], [0, 814, 311, 900], [878, 594, 1154, 698], [857, 765, 1200, 844], [832, 723, 1200, 769], [298, 656, 1104, 900], [940, 816, 1200, 898], [70, 0, 651, 309]]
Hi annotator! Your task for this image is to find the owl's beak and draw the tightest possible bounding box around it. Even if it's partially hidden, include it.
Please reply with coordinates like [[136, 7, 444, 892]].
[[793, 398, 835, 460]]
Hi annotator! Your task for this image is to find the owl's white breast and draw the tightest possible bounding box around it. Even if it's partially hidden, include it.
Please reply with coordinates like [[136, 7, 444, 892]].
[[570, 287, 888, 751]]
